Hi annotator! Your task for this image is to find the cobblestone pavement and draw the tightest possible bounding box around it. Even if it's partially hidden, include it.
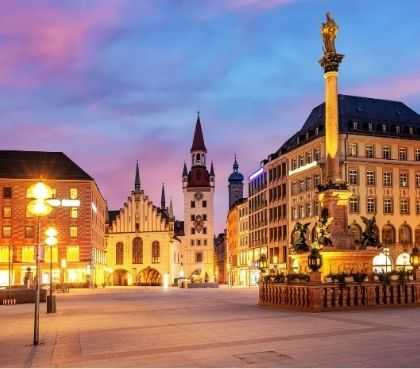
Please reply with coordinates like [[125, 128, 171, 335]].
[[1, 287, 420, 367]]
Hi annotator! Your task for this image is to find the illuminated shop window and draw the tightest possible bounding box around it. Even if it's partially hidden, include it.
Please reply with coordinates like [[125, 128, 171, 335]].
[[22, 246, 35, 262], [66, 246, 80, 262]]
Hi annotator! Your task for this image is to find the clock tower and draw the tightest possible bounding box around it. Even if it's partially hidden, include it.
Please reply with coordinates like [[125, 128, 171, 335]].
[[181, 113, 215, 282]]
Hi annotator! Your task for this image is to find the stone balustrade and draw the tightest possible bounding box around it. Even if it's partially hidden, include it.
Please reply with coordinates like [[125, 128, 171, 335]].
[[259, 280, 420, 312]]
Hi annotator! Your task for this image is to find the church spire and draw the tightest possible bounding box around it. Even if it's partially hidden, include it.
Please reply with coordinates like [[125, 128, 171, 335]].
[[134, 161, 141, 192], [182, 161, 188, 177], [161, 183, 166, 210], [190, 112, 207, 153], [210, 161, 215, 177], [233, 154, 239, 172], [169, 197, 174, 218]]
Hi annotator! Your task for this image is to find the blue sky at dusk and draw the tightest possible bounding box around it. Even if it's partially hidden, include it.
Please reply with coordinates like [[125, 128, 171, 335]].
[[1, 0, 420, 232]]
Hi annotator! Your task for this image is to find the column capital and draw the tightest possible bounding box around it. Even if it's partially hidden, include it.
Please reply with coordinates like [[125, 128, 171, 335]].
[[319, 52, 344, 73]]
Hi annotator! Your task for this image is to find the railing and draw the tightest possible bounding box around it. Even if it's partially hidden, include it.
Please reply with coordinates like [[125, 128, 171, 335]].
[[259, 281, 420, 312]]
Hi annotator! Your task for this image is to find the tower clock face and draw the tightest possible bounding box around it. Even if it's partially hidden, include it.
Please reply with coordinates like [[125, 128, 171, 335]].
[[194, 191, 203, 201]]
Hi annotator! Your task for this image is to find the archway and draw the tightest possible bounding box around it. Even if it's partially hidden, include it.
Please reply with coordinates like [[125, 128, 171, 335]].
[[399, 224, 412, 245], [382, 224, 396, 245], [372, 252, 392, 273], [136, 267, 161, 286], [113, 269, 128, 286]]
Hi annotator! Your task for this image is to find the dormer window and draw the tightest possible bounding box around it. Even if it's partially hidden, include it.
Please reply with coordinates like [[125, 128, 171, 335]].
[[315, 127, 319, 135], [353, 121, 359, 130], [396, 125, 401, 134], [368, 122, 373, 131], [382, 124, 387, 132], [409, 127, 414, 135], [297, 136, 300, 144]]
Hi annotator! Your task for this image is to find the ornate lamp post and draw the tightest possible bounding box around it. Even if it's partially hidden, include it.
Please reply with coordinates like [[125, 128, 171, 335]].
[[410, 247, 420, 279], [27, 182, 54, 346], [45, 227, 58, 313], [308, 248, 323, 272]]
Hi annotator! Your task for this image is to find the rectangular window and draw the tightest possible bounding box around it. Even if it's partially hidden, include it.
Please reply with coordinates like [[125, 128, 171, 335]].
[[21, 246, 34, 262], [69, 188, 78, 200], [416, 148, 420, 161], [348, 169, 358, 185], [349, 197, 359, 213], [399, 147, 408, 161], [26, 205, 34, 218], [365, 144, 374, 158], [0, 246, 11, 262], [299, 205, 304, 219], [191, 214, 195, 221], [196, 252, 203, 263], [306, 152, 312, 164], [25, 225, 34, 238], [191, 228, 195, 235], [2, 225, 11, 238], [2, 206, 11, 218], [66, 246, 80, 262], [384, 198, 393, 214], [314, 175, 320, 187], [416, 173, 420, 188], [191, 201, 195, 208], [203, 214, 207, 221], [299, 155, 304, 167], [3, 187, 12, 199], [44, 246, 58, 262], [366, 170, 376, 186], [202, 200, 207, 208], [383, 146, 391, 160], [400, 172, 409, 187], [70, 225, 78, 238], [348, 143, 358, 157], [383, 171, 392, 187], [314, 149, 321, 162], [191, 240, 195, 246], [367, 197, 376, 214], [306, 203, 312, 218], [71, 207, 78, 218], [197, 240, 201, 246], [416, 200, 420, 215], [203, 227, 207, 234], [400, 199, 409, 214]]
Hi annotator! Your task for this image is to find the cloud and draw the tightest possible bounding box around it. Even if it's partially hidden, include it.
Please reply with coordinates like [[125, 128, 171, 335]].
[[347, 72, 420, 101], [0, 1, 124, 88]]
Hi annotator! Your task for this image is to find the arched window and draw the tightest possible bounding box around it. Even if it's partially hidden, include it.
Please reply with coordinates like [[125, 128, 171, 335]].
[[349, 223, 362, 244], [132, 237, 143, 264], [152, 241, 160, 264], [399, 224, 412, 245], [415, 225, 420, 246], [196, 153, 201, 162], [116, 242, 124, 265], [382, 224, 396, 245], [396, 252, 412, 270], [372, 252, 392, 273]]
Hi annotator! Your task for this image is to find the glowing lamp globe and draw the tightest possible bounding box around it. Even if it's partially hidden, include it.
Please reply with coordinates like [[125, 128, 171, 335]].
[[28, 199, 53, 217], [28, 182, 53, 200], [410, 247, 420, 269]]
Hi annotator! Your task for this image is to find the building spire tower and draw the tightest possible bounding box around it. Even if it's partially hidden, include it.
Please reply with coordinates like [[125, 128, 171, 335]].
[[228, 155, 244, 208], [161, 183, 166, 210], [134, 161, 141, 192], [181, 113, 215, 282]]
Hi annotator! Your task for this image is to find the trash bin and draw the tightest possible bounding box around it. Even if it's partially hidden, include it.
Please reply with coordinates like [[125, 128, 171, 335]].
[[47, 295, 56, 313]]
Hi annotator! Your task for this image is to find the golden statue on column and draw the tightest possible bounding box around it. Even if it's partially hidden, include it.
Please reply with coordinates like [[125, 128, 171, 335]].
[[321, 12, 338, 54]]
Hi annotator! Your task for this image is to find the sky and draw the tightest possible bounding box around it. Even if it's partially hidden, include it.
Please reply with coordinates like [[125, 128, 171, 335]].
[[1, 0, 420, 233]]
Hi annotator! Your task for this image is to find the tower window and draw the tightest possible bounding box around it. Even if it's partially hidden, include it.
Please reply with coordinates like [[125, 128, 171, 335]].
[[202, 200, 207, 208], [191, 201, 195, 208]]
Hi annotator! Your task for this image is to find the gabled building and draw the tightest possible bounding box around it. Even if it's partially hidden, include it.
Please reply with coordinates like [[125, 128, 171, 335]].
[[106, 162, 181, 286]]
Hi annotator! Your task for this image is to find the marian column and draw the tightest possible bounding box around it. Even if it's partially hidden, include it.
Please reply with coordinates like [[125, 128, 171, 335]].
[[317, 13, 351, 249]]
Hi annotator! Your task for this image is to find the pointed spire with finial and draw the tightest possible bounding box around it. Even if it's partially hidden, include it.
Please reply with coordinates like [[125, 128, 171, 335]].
[[233, 154, 239, 172], [190, 111, 207, 153], [161, 183, 166, 210], [182, 161, 188, 177], [169, 197, 174, 218], [210, 161, 215, 177], [134, 161, 141, 192]]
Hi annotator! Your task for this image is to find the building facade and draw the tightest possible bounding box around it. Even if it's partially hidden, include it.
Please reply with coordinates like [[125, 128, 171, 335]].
[[181, 114, 215, 282], [106, 163, 181, 286], [214, 232, 227, 284], [0, 151, 107, 287]]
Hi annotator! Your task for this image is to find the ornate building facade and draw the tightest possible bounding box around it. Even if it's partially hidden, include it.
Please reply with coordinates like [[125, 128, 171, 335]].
[[181, 114, 215, 282], [106, 162, 181, 286]]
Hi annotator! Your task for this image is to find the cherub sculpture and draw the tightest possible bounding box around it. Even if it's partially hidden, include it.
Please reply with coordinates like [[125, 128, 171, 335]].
[[315, 208, 333, 247], [360, 216, 380, 247], [292, 222, 310, 253]]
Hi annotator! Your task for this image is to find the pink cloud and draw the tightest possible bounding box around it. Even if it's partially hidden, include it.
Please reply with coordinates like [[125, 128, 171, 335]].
[[347, 72, 420, 101], [0, 2, 124, 88]]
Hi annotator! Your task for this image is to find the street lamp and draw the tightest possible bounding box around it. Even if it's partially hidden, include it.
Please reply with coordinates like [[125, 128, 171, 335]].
[[410, 247, 420, 279], [45, 227, 58, 313], [27, 182, 53, 346], [60, 258, 67, 291], [308, 248, 323, 272]]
